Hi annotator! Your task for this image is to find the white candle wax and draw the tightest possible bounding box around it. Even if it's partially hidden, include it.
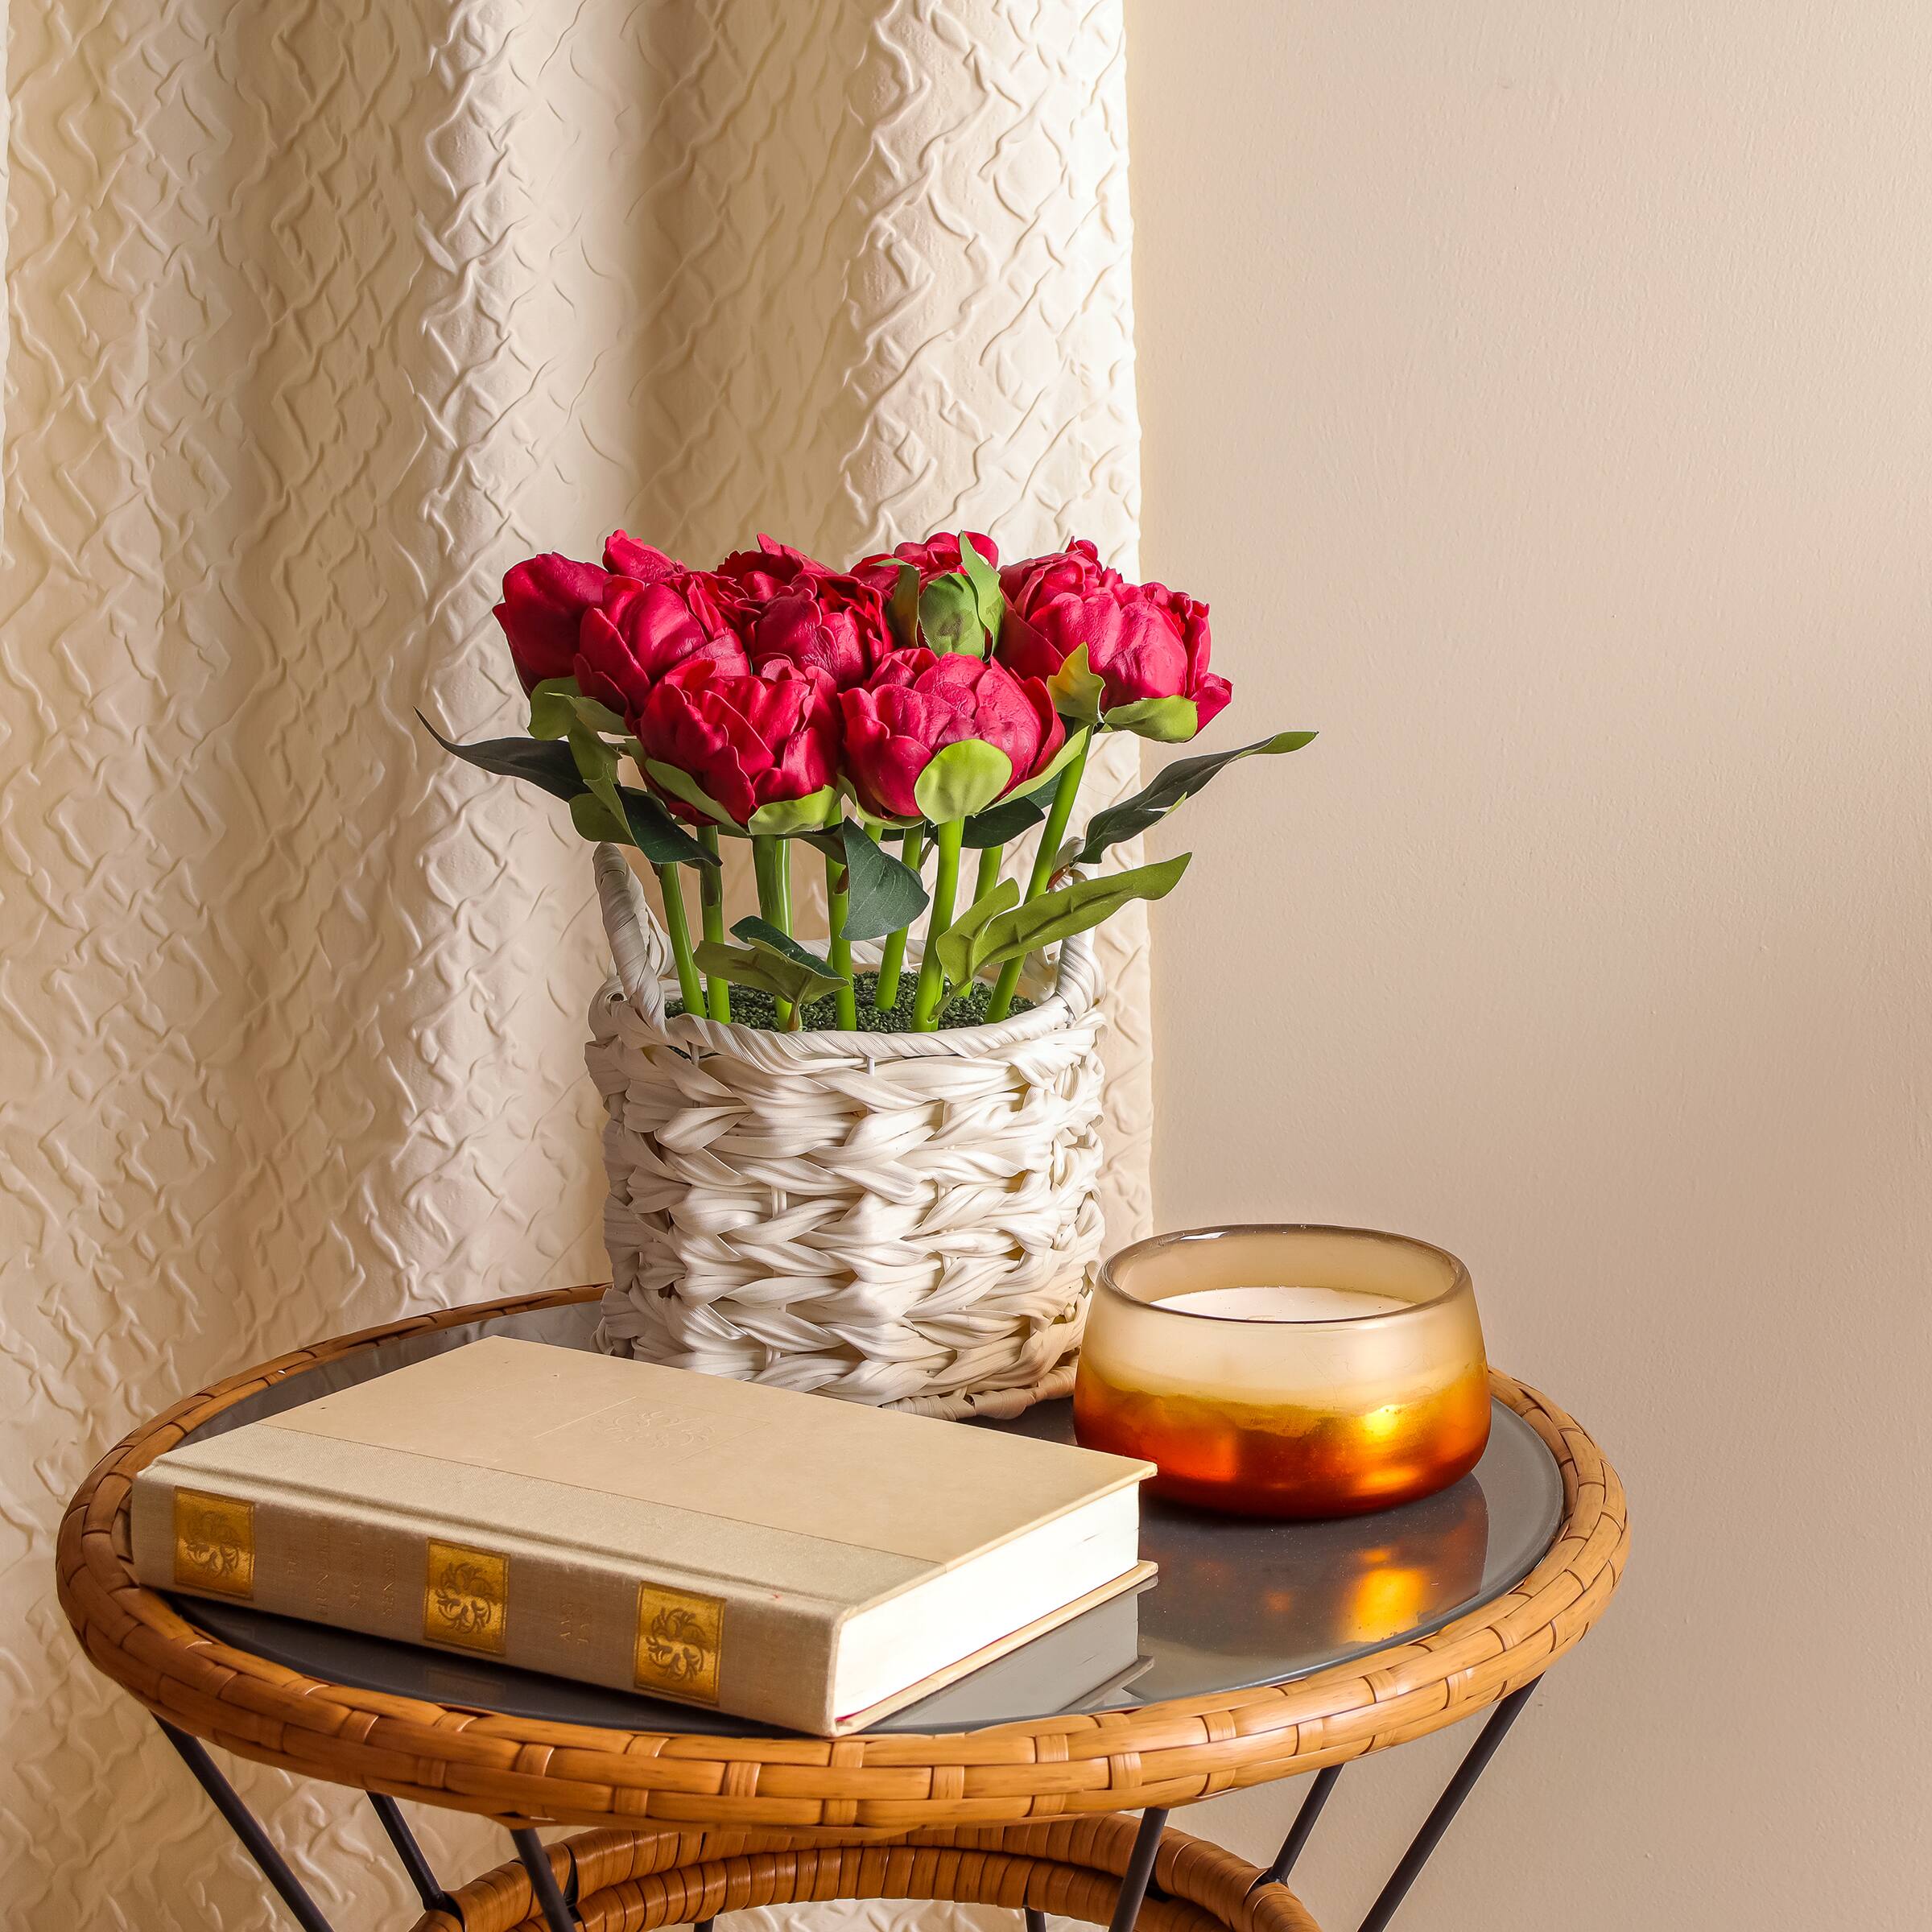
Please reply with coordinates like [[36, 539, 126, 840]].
[[1153, 1284, 1410, 1322]]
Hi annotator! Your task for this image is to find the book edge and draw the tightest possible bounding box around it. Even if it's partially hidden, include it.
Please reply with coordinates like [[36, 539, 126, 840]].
[[827, 1560, 1159, 1736]]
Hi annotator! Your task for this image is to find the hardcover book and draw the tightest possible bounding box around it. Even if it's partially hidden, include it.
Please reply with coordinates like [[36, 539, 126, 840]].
[[130, 1338, 1155, 1735]]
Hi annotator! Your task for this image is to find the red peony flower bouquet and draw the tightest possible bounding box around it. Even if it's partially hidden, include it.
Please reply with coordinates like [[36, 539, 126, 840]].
[[428, 530, 1313, 1032]]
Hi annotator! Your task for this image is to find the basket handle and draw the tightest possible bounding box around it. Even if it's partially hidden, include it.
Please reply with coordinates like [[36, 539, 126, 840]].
[[594, 844, 671, 1028], [1047, 879, 1103, 1022]]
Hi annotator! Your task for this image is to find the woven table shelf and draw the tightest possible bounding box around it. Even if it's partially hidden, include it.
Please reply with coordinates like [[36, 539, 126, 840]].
[[412, 1816, 1323, 1932], [56, 1282, 1629, 1837]]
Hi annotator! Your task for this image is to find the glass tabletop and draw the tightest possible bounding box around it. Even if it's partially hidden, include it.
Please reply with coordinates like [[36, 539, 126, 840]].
[[176, 1298, 1564, 1738]]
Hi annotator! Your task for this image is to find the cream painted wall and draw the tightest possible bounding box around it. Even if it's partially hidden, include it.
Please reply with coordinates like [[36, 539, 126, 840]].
[[1127, 6, 1930, 1930]]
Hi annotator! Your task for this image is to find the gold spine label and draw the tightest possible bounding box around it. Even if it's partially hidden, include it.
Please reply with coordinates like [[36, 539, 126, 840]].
[[173, 1489, 255, 1599], [634, 1583, 724, 1703], [423, 1540, 508, 1655]]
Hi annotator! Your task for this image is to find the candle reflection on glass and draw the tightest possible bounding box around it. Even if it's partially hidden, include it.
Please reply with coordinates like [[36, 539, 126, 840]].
[[1074, 1225, 1491, 1519]]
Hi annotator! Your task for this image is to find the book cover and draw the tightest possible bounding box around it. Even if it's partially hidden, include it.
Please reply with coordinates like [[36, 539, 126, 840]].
[[130, 1338, 1154, 1734]]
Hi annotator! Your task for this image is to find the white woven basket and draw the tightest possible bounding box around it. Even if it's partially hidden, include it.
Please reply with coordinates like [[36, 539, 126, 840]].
[[586, 844, 1108, 1419]]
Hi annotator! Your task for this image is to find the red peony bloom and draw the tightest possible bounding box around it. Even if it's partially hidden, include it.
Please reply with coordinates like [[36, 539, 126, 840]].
[[851, 530, 997, 598], [493, 553, 609, 692], [575, 571, 748, 718], [839, 649, 1065, 821], [632, 659, 840, 826], [603, 531, 683, 582], [739, 576, 890, 690], [713, 534, 827, 601], [997, 539, 1232, 733], [709, 534, 891, 690]]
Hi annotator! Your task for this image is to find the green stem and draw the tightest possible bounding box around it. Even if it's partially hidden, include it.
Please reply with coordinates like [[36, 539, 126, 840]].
[[654, 864, 705, 1015], [696, 827, 729, 1021], [874, 827, 925, 1010], [912, 818, 964, 1031], [972, 842, 1004, 904], [986, 734, 1092, 1021], [825, 844, 857, 1030], [751, 835, 793, 1028]]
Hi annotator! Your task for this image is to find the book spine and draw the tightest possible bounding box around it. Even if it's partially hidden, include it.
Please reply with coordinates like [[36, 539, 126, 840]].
[[130, 1464, 841, 1733]]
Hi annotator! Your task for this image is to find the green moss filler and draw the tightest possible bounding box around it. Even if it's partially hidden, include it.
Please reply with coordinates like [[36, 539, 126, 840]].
[[668, 968, 1035, 1034]]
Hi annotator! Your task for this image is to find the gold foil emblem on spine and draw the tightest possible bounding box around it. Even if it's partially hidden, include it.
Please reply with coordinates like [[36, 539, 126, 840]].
[[173, 1489, 255, 1599], [423, 1540, 508, 1655], [634, 1583, 724, 1703]]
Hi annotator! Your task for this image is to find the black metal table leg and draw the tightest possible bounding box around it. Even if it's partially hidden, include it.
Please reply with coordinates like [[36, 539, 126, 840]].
[[1108, 1806, 1170, 1932], [156, 1719, 338, 1932], [511, 1827, 580, 1932], [1354, 1682, 1536, 1932], [369, 1793, 461, 1918], [1266, 1764, 1343, 1885], [1025, 1910, 1048, 1932]]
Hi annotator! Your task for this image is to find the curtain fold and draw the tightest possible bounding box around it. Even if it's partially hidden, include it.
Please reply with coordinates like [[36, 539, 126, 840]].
[[2, 5, 1148, 1926]]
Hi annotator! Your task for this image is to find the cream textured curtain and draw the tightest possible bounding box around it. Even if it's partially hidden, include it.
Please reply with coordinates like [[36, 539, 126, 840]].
[[2, 4, 1148, 1928]]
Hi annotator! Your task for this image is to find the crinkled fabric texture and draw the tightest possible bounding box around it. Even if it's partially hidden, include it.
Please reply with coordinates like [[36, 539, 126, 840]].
[[1, 3, 1152, 1929]]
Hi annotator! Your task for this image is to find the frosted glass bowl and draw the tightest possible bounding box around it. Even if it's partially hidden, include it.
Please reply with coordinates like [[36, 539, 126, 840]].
[[1072, 1224, 1492, 1518]]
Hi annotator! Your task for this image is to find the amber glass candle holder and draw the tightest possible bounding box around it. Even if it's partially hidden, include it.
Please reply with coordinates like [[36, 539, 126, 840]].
[[1073, 1224, 1491, 1519]]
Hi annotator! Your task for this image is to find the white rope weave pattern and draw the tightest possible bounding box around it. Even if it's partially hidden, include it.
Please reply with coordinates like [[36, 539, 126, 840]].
[[587, 845, 1107, 1418]]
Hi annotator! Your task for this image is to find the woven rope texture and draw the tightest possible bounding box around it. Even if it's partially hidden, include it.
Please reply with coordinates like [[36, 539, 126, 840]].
[[587, 848, 1108, 1418]]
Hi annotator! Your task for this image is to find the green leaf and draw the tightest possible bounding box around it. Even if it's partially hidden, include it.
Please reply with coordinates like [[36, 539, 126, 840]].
[[917, 573, 987, 658], [731, 917, 847, 979], [961, 855, 1193, 976], [643, 757, 739, 827], [1074, 730, 1319, 863], [422, 711, 714, 865], [960, 791, 1049, 849], [1008, 724, 1089, 800], [696, 939, 848, 1013], [1046, 644, 1105, 726], [530, 677, 627, 740], [834, 819, 929, 940], [576, 696, 625, 734], [1103, 696, 1199, 742], [419, 713, 584, 801], [528, 678, 581, 739], [569, 720, 629, 834], [746, 787, 839, 836], [569, 791, 630, 842], [889, 563, 922, 649], [934, 877, 1021, 988], [561, 775, 718, 864], [913, 739, 1013, 823], [960, 535, 1004, 644], [617, 786, 718, 865]]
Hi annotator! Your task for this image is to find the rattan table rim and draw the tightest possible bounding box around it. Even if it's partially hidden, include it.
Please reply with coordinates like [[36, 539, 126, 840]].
[[56, 1283, 1629, 1835]]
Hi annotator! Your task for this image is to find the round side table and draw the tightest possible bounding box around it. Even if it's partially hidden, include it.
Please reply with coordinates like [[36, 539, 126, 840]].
[[57, 1286, 1628, 1932]]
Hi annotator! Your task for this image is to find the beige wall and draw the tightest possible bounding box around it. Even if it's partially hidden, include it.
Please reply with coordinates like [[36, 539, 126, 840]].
[[1128, 5, 1930, 1928]]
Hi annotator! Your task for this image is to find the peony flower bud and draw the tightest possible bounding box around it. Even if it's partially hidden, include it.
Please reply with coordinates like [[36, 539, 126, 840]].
[[493, 553, 609, 693], [998, 539, 1231, 733]]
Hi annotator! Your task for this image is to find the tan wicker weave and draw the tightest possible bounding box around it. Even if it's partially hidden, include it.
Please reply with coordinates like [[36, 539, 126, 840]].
[[56, 1284, 1628, 1835], [411, 1817, 1323, 1932]]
